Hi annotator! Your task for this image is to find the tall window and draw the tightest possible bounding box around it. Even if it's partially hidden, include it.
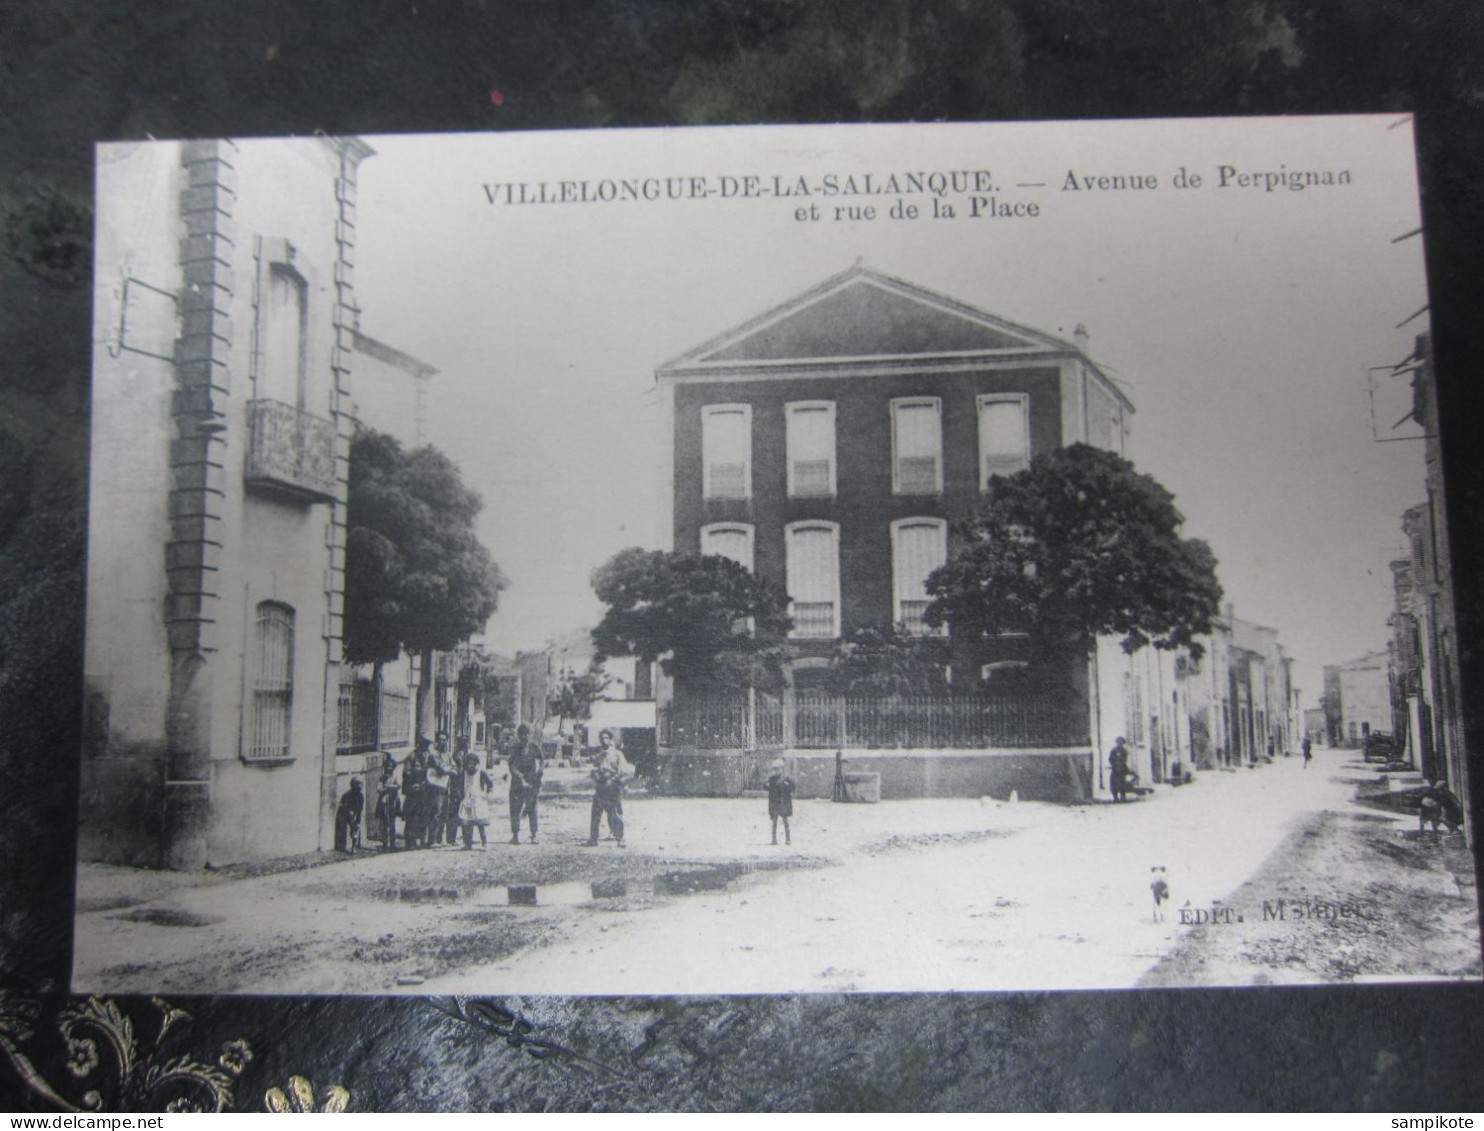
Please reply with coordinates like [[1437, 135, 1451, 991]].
[[260, 261, 308, 408], [891, 518, 948, 636], [247, 602, 294, 761], [701, 522, 755, 572], [977, 394, 1030, 484], [786, 401, 836, 497], [702, 404, 751, 499], [891, 398, 942, 495], [785, 521, 841, 639]]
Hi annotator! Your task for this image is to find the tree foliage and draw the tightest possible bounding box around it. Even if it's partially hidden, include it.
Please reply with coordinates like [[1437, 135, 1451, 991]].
[[343, 428, 508, 666], [590, 547, 792, 691], [925, 444, 1222, 658], [548, 663, 613, 727], [823, 624, 951, 696]]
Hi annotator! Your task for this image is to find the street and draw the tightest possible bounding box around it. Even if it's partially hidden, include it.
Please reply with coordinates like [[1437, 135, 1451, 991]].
[[73, 750, 1480, 995]]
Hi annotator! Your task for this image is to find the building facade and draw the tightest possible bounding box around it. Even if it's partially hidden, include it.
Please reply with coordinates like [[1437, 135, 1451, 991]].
[[1094, 605, 1297, 795], [1387, 332, 1470, 840], [654, 265, 1135, 799], [1323, 651, 1392, 748], [81, 136, 445, 869]]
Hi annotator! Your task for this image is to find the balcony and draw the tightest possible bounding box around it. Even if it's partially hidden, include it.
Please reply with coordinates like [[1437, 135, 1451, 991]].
[[245, 398, 337, 503]]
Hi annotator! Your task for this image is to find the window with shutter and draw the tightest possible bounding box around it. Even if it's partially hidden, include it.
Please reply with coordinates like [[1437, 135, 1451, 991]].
[[247, 602, 295, 762], [261, 264, 308, 408], [786, 401, 836, 497], [977, 394, 1030, 485], [700, 523, 754, 572], [891, 518, 948, 636], [785, 521, 841, 639], [702, 405, 751, 499], [891, 398, 942, 495]]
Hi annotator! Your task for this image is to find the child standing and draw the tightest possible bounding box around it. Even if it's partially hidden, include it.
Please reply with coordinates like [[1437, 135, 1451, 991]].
[[459, 753, 494, 850], [766, 759, 794, 846]]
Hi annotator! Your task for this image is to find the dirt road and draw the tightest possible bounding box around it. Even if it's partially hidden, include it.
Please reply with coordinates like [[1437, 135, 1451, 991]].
[[72, 750, 1480, 995]]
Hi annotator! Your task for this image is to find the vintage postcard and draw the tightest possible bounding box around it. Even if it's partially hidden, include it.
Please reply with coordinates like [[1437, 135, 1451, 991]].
[[74, 116, 1480, 995]]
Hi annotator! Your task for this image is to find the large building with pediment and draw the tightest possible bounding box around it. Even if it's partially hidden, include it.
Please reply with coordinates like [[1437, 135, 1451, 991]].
[[652, 264, 1136, 799]]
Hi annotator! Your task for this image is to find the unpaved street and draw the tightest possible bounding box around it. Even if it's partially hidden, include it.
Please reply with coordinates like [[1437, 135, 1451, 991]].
[[73, 751, 1480, 995]]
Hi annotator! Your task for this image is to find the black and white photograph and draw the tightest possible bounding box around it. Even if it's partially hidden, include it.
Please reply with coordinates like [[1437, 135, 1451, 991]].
[[73, 116, 1480, 997]]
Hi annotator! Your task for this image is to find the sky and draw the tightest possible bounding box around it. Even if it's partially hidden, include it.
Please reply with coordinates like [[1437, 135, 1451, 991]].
[[344, 116, 1430, 703]]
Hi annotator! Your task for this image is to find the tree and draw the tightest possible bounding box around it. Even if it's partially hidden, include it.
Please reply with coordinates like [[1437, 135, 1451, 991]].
[[823, 624, 951, 696], [925, 443, 1222, 662], [590, 547, 792, 692], [343, 428, 508, 737], [548, 662, 613, 735]]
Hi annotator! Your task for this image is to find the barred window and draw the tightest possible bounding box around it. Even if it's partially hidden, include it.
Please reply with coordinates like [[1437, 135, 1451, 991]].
[[977, 394, 1030, 484], [786, 401, 836, 497], [891, 398, 942, 495], [247, 602, 294, 762], [786, 521, 840, 639], [891, 518, 948, 636], [702, 404, 751, 499]]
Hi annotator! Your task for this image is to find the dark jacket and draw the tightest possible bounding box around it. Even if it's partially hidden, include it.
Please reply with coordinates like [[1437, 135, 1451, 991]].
[[507, 741, 544, 789]]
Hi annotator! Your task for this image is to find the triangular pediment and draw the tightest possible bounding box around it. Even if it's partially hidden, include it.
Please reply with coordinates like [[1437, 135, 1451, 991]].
[[669, 266, 1066, 368]]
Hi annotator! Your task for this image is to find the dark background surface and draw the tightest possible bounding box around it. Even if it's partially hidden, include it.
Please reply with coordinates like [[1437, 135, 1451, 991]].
[[2, 0, 1483, 1111]]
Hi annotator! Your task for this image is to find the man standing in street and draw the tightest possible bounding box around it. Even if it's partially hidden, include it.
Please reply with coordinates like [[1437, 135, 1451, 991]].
[[506, 723, 544, 845], [1108, 736, 1132, 802], [424, 733, 453, 846], [402, 738, 431, 848], [584, 728, 628, 848]]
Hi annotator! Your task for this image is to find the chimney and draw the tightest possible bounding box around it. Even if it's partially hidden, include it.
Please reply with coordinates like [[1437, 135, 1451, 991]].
[[1073, 323, 1090, 351]]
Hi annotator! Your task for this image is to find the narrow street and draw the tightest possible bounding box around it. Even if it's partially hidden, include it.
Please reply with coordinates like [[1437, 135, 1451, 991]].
[[73, 750, 1480, 995]]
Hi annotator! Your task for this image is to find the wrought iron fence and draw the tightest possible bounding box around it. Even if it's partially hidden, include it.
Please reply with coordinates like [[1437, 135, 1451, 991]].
[[336, 681, 413, 754], [659, 693, 1087, 750], [380, 689, 412, 748]]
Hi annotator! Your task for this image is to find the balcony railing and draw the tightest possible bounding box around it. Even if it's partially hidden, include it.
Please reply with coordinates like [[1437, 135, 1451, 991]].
[[790, 601, 836, 639], [898, 599, 944, 637], [791, 459, 832, 496], [705, 462, 748, 499], [245, 398, 337, 502], [895, 456, 940, 494]]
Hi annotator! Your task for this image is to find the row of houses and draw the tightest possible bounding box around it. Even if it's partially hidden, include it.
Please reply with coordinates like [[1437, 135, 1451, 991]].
[[1386, 333, 1471, 842], [1311, 332, 1472, 846]]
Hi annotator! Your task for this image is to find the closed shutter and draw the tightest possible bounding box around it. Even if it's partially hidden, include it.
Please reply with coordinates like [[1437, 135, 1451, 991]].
[[702, 405, 750, 499], [978, 395, 1029, 483], [786, 522, 840, 639], [701, 523, 754, 571], [787, 402, 836, 496], [892, 519, 947, 635], [247, 602, 295, 761], [892, 399, 942, 494]]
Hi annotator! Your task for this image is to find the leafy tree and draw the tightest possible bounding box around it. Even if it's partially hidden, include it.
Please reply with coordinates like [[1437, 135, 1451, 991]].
[[548, 662, 613, 734], [925, 443, 1222, 661], [590, 547, 791, 692], [343, 428, 508, 737], [823, 624, 950, 696]]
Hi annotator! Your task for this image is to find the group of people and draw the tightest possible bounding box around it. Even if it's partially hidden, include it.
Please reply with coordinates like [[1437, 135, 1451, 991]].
[[335, 725, 637, 852], [347, 731, 498, 852]]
